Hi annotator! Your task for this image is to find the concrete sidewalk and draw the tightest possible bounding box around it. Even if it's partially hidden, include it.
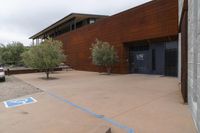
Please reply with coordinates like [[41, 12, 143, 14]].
[[0, 71, 197, 133]]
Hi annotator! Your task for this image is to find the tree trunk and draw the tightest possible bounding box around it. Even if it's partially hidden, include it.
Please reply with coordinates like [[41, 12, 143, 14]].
[[46, 69, 50, 79], [106, 66, 111, 75]]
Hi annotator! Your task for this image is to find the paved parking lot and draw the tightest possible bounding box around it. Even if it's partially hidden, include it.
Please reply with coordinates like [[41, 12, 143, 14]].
[[0, 71, 197, 133], [0, 76, 42, 102]]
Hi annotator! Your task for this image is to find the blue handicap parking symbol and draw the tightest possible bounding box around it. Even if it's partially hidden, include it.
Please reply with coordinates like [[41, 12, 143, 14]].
[[4, 97, 37, 108]]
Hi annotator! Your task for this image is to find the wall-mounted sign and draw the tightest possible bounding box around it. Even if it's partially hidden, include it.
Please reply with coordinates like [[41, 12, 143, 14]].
[[136, 54, 144, 60]]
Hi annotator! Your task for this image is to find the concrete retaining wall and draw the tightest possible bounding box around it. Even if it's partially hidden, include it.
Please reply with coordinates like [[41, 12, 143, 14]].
[[179, 0, 200, 131], [5, 68, 62, 75]]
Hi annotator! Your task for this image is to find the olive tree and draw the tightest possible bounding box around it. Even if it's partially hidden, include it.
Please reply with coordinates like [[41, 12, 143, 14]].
[[91, 39, 118, 74], [22, 38, 66, 79]]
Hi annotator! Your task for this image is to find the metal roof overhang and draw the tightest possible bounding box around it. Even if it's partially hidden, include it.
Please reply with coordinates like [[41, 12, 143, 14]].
[[29, 13, 108, 39]]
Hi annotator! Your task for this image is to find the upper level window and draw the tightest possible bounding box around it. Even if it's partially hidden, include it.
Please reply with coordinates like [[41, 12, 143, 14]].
[[89, 19, 95, 24]]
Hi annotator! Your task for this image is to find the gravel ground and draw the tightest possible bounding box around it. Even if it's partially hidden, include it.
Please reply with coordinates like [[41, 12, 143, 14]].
[[0, 76, 42, 102]]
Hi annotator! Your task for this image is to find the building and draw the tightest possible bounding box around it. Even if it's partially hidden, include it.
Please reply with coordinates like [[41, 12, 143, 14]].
[[31, 0, 200, 131], [30, 0, 178, 76], [30, 13, 108, 44], [179, 0, 200, 132]]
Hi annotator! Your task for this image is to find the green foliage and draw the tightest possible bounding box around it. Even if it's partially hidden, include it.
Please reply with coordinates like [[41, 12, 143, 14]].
[[0, 42, 26, 66], [91, 39, 118, 74], [0, 44, 4, 64], [22, 38, 66, 79]]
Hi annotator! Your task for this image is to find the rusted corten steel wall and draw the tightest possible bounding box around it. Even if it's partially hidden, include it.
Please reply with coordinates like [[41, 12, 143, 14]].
[[56, 0, 178, 73], [180, 0, 188, 103]]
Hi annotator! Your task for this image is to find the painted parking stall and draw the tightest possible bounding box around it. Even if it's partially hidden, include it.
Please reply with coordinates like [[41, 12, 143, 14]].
[[4, 97, 37, 108]]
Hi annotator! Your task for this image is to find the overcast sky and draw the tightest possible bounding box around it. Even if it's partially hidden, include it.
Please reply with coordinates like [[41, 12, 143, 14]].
[[0, 0, 151, 45]]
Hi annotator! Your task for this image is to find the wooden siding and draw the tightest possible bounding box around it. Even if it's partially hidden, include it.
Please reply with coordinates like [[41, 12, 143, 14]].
[[56, 0, 178, 73]]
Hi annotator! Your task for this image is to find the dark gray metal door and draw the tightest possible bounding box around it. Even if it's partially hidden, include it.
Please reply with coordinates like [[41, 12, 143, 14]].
[[132, 51, 150, 73]]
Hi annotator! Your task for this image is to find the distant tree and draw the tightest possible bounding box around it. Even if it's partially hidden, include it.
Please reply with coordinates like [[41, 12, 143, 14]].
[[22, 38, 66, 79], [0, 42, 25, 66], [91, 39, 118, 74], [0, 44, 5, 65]]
